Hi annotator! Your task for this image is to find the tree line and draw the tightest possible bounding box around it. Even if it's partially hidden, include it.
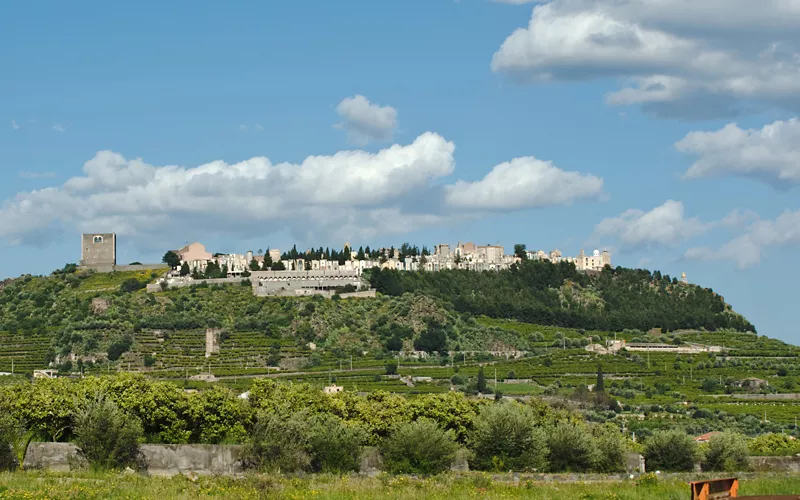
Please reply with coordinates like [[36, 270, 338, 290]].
[[369, 261, 756, 333]]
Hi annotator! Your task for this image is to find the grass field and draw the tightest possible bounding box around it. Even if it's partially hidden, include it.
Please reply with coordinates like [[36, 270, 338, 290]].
[[0, 472, 799, 500]]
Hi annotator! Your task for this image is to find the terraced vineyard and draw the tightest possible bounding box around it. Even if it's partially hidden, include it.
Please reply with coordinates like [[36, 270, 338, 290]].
[[0, 265, 798, 437]]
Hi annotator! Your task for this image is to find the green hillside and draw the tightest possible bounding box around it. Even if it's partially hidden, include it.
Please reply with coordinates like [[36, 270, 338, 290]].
[[0, 262, 798, 438]]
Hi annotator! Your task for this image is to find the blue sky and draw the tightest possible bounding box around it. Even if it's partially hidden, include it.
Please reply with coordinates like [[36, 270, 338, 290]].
[[1, 1, 798, 343]]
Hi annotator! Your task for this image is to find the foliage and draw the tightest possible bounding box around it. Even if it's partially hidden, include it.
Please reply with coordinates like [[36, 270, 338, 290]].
[[701, 431, 750, 472], [162, 251, 181, 269], [643, 430, 699, 472], [477, 367, 487, 393], [749, 433, 800, 456], [120, 278, 146, 293], [73, 395, 144, 470], [590, 423, 627, 473], [369, 262, 755, 333], [306, 414, 367, 473], [240, 412, 310, 473], [380, 419, 460, 475], [469, 402, 548, 472], [546, 423, 599, 472]]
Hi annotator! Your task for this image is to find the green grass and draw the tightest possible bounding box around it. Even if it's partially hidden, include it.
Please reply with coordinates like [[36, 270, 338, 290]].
[[0, 472, 798, 499]]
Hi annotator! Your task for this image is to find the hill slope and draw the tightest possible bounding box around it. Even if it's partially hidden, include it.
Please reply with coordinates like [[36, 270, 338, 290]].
[[0, 261, 755, 376], [369, 262, 755, 333]]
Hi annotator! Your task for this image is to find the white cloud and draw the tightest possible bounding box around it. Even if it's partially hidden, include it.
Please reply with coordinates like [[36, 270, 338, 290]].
[[445, 156, 603, 210], [335, 95, 398, 145], [52, 123, 65, 133], [685, 209, 800, 268], [254, 123, 264, 132], [0, 133, 457, 246], [11, 120, 19, 130], [491, 0, 800, 118], [676, 118, 800, 186], [238, 124, 248, 133], [593, 200, 709, 248], [18, 171, 57, 179]]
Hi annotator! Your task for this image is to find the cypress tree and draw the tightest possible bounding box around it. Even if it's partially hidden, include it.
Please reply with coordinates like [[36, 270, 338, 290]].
[[477, 367, 487, 393]]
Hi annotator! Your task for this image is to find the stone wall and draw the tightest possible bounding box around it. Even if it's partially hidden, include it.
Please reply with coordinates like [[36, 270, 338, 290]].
[[748, 455, 800, 472], [23, 442, 798, 477], [23, 443, 243, 477]]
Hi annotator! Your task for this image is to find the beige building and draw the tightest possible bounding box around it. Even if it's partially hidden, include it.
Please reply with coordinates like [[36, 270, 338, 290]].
[[178, 242, 213, 263], [477, 245, 504, 264], [575, 249, 612, 271]]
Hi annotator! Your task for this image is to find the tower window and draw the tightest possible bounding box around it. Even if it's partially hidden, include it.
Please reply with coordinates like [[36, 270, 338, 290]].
[[93, 236, 104, 243]]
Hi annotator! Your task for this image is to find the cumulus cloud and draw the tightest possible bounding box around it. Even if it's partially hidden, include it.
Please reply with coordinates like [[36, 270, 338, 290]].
[[685, 209, 800, 268], [52, 123, 65, 133], [676, 118, 800, 186], [491, 0, 800, 118], [335, 95, 398, 145], [0, 133, 608, 248], [593, 200, 709, 249], [445, 156, 603, 210], [0, 133, 456, 246], [11, 120, 19, 130]]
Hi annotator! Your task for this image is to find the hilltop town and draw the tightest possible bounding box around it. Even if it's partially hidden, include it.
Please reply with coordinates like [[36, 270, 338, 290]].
[[80, 233, 614, 276]]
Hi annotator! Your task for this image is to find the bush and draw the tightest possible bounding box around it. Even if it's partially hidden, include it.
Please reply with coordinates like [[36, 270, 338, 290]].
[[701, 432, 749, 472], [385, 362, 398, 375], [240, 412, 310, 473], [546, 423, 598, 472], [591, 424, 627, 472], [644, 430, 698, 472], [749, 433, 800, 456], [381, 419, 459, 475], [120, 278, 145, 293], [73, 395, 144, 470], [306, 414, 367, 473], [469, 403, 548, 472], [0, 416, 18, 471]]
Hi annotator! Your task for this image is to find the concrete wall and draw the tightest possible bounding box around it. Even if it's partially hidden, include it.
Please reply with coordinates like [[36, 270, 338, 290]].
[[24, 443, 243, 477], [114, 264, 168, 273], [748, 456, 800, 472], [21, 442, 800, 476]]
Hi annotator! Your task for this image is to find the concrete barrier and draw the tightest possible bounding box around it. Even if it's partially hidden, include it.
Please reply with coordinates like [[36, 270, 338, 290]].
[[748, 456, 800, 472], [23, 443, 243, 476]]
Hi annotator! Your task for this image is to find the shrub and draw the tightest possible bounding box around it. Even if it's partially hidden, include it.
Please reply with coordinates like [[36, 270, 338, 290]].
[[0, 415, 19, 471], [701, 432, 749, 472], [644, 430, 698, 472], [385, 362, 398, 375], [306, 414, 367, 473], [73, 395, 143, 470], [591, 424, 627, 472], [120, 278, 145, 293], [469, 403, 548, 472], [240, 412, 310, 473], [546, 423, 598, 472], [749, 433, 800, 456], [381, 419, 459, 475]]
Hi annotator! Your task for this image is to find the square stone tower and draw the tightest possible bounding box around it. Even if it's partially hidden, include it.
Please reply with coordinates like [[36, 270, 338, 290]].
[[80, 233, 117, 269]]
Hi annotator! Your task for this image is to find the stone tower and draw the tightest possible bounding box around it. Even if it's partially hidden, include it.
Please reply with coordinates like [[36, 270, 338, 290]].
[[80, 233, 117, 270]]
